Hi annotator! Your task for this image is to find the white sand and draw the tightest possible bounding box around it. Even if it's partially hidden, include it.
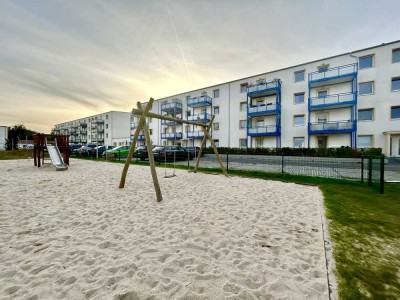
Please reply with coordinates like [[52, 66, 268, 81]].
[[0, 159, 330, 299]]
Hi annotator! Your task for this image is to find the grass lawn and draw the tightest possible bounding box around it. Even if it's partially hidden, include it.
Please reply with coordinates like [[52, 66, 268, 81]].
[[2, 153, 399, 298], [0, 149, 33, 159]]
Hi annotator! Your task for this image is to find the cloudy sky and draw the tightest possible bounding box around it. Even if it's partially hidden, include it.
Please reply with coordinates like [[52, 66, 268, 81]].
[[1, 0, 400, 132]]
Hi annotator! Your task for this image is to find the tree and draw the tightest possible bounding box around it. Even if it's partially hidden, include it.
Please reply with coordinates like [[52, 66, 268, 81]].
[[5, 124, 37, 150]]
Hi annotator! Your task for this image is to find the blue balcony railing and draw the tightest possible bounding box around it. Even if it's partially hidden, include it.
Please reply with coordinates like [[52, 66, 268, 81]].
[[161, 120, 182, 126], [247, 79, 281, 97], [309, 92, 356, 109], [161, 102, 183, 112], [137, 135, 145, 141], [248, 102, 278, 116], [187, 131, 205, 139], [188, 113, 211, 123], [187, 95, 212, 107], [161, 132, 183, 140], [308, 63, 357, 84], [248, 125, 280, 136], [308, 120, 356, 134], [95, 119, 104, 124], [131, 123, 138, 129]]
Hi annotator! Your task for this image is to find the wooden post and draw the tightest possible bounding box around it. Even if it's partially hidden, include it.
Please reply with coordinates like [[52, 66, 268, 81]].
[[119, 99, 154, 188], [138, 102, 162, 202], [194, 116, 214, 172], [204, 128, 228, 177]]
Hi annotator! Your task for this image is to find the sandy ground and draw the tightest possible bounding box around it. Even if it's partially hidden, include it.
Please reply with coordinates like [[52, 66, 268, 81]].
[[0, 159, 331, 299]]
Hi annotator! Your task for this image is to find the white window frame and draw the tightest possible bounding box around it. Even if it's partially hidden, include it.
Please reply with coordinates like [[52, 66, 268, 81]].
[[239, 120, 247, 130], [359, 81, 374, 95], [392, 48, 400, 63], [240, 83, 248, 93], [293, 137, 305, 148], [391, 106, 400, 120], [255, 138, 263, 148], [213, 122, 219, 131], [294, 92, 305, 104], [294, 115, 305, 126], [357, 135, 373, 148], [391, 77, 400, 92], [213, 89, 220, 98], [239, 138, 247, 148], [359, 54, 374, 69], [240, 102, 247, 111], [358, 108, 374, 122], [294, 70, 305, 82], [317, 113, 328, 123], [214, 106, 220, 115]]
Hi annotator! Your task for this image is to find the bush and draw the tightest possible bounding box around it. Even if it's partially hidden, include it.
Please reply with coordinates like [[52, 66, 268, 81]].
[[202, 146, 382, 158]]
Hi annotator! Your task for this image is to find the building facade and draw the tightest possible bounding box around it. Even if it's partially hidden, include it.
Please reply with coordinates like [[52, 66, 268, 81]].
[[0, 126, 7, 150], [54, 41, 400, 157], [53, 111, 131, 147], [131, 40, 400, 157]]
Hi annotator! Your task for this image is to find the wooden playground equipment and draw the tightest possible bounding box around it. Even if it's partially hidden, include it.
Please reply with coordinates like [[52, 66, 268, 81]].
[[119, 98, 228, 202], [33, 134, 70, 168]]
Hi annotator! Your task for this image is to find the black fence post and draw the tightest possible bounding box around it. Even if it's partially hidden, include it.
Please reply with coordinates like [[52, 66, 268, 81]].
[[368, 157, 372, 187], [281, 153, 284, 176], [226, 153, 229, 172], [380, 154, 385, 194], [361, 155, 364, 183]]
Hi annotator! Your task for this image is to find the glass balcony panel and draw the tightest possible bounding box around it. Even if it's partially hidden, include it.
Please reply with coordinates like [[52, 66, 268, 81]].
[[310, 92, 356, 107], [309, 64, 357, 82]]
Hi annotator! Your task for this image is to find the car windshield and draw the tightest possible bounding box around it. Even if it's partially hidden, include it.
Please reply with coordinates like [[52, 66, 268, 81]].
[[153, 147, 164, 151]]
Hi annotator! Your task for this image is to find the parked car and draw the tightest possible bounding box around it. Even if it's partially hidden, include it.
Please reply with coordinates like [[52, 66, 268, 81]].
[[89, 145, 114, 157], [184, 146, 202, 157], [133, 145, 160, 160], [153, 146, 194, 162], [69, 144, 82, 153], [105, 145, 131, 158], [74, 144, 97, 156]]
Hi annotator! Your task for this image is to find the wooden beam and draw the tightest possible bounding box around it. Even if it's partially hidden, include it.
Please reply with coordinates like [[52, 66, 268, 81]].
[[119, 99, 154, 188], [204, 128, 228, 177], [194, 116, 214, 172], [132, 108, 207, 127], [138, 102, 163, 202]]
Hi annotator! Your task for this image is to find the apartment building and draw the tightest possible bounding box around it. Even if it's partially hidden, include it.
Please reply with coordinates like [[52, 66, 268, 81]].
[[53, 111, 131, 147], [130, 40, 400, 157], [0, 126, 7, 150]]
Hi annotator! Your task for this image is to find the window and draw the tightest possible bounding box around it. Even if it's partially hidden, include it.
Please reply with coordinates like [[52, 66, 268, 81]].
[[106, 124, 108, 129], [317, 113, 328, 123], [358, 108, 374, 121], [256, 119, 264, 127], [391, 77, 400, 91], [240, 83, 248, 93], [393, 48, 400, 63], [239, 120, 246, 129], [239, 138, 247, 148], [318, 66, 328, 73], [294, 93, 305, 104], [359, 55, 374, 69], [186, 95, 191, 101], [391, 106, 400, 119], [294, 115, 305, 126], [359, 82, 374, 95], [294, 70, 305, 82], [255, 139, 263, 148], [106, 114, 108, 119], [106, 133, 108, 138], [186, 110, 191, 117], [185, 125, 189, 133], [149, 129, 153, 135], [240, 102, 247, 111], [318, 90, 328, 98], [213, 139, 220, 147], [294, 137, 305, 148], [213, 89, 220, 98], [214, 106, 220, 114], [213, 123, 219, 131], [357, 135, 372, 148]]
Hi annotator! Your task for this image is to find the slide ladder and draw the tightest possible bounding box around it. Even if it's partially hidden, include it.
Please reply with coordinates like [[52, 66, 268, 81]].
[[45, 138, 68, 171]]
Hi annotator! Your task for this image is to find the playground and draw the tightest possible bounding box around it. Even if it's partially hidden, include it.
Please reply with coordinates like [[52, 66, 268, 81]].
[[0, 159, 331, 299]]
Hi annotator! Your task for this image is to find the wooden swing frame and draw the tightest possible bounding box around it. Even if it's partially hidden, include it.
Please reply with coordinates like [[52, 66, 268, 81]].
[[119, 98, 228, 202]]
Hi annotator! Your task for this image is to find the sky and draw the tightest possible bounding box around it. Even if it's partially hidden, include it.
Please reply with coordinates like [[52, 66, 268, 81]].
[[1, 0, 400, 133]]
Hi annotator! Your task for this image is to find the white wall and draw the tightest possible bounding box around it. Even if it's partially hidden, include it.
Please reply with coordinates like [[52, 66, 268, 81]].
[[0, 126, 7, 150]]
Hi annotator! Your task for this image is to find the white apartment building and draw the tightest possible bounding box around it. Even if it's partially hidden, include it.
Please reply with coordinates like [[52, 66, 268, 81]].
[[0, 126, 7, 150], [53, 111, 131, 147], [130, 40, 400, 157]]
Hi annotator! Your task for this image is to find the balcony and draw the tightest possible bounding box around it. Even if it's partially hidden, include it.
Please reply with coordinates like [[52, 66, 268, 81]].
[[308, 63, 357, 88], [79, 122, 87, 127], [137, 135, 145, 141], [248, 102, 278, 116], [80, 130, 87, 135], [95, 119, 104, 124], [81, 139, 87, 143], [188, 113, 211, 123], [248, 125, 280, 137], [187, 131, 205, 139], [247, 79, 281, 98], [161, 120, 182, 126], [161, 132, 183, 140], [97, 129, 104, 133], [187, 95, 212, 108], [308, 120, 356, 134], [161, 101, 183, 113], [309, 92, 356, 111], [97, 138, 104, 143]]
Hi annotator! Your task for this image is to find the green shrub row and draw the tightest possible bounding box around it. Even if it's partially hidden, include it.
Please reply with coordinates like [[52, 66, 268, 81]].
[[202, 146, 382, 158]]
